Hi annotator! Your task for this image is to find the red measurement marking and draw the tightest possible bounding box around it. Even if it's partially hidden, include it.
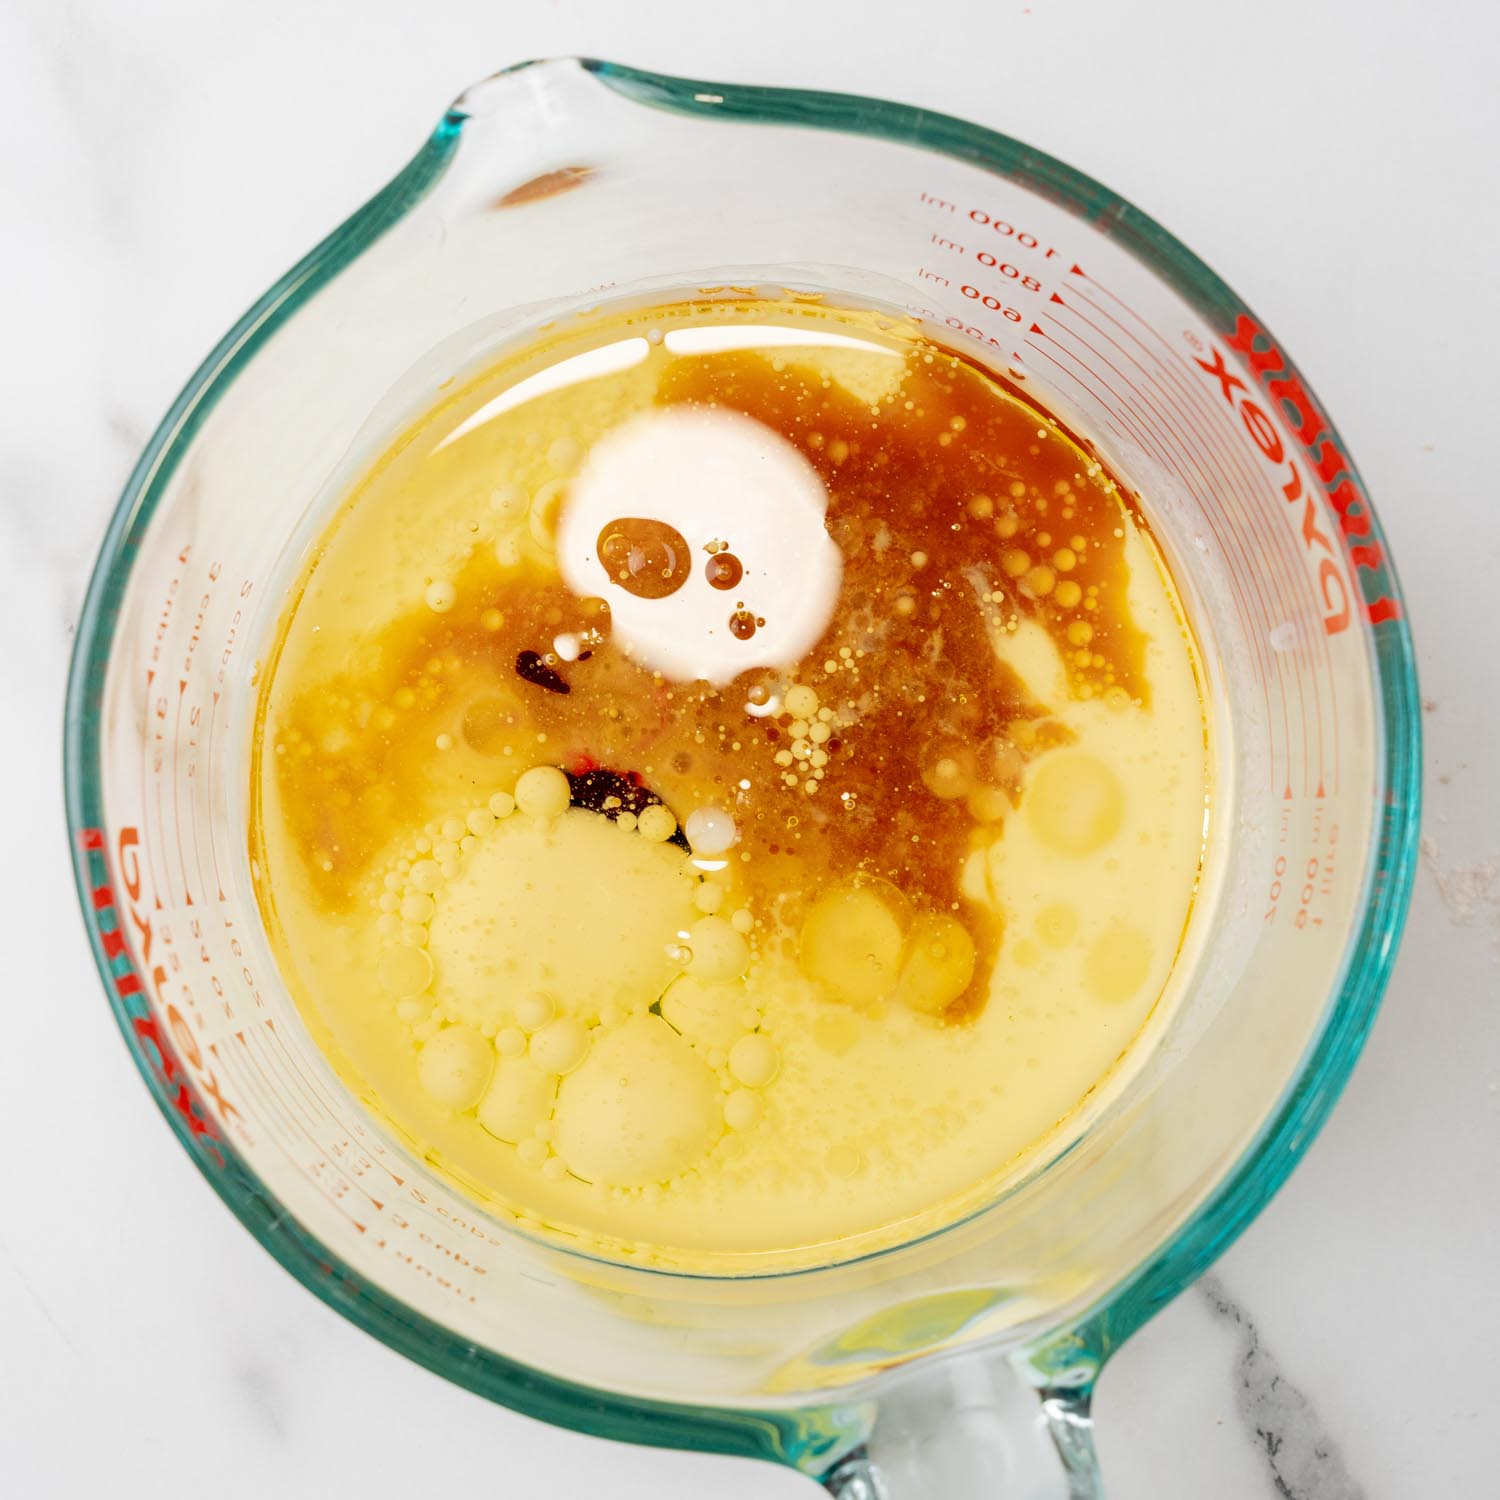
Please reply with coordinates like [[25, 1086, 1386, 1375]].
[[1048, 298, 1300, 796], [337, 1122, 407, 1189], [202, 1041, 257, 1150], [262, 1014, 362, 1128], [151, 692, 177, 909], [249, 1019, 321, 1134], [1045, 290, 1283, 774], [172, 681, 195, 906], [1026, 323, 1172, 467], [181, 692, 220, 912], [1020, 331, 1134, 452], [1169, 376, 1324, 796], [1048, 290, 1273, 661], [256, 1014, 399, 1200], [1173, 352, 1333, 797], [1071, 281, 1296, 626], [219, 1031, 305, 1145], [1052, 289, 1250, 493], [1038, 295, 1260, 624], [1045, 294, 1275, 646], [1067, 273, 1339, 797], [260, 1021, 413, 1192], [187, 773, 217, 918], [214, 1032, 376, 1227], [146, 558, 191, 909], [153, 787, 176, 908], [140, 669, 165, 910], [204, 690, 227, 900], [1080, 276, 1332, 654]]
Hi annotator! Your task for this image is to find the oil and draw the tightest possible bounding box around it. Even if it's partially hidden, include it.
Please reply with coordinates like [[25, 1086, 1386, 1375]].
[[250, 293, 1210, 1271]]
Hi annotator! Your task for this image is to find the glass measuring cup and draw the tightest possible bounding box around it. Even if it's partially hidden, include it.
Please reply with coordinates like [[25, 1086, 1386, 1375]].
[[62, 59, 1420, 1497]]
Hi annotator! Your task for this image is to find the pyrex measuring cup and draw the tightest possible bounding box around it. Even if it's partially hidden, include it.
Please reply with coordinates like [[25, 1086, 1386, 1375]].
[[64, 60, 1420, 1498]]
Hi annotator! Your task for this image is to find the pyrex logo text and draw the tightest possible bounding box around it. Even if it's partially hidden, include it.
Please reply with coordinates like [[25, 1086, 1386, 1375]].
[[1193, 313, 1400, 634], [80, 826, 230, 1165]]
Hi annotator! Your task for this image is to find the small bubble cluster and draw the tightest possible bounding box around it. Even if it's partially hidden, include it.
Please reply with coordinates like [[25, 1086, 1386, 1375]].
[[765, 680, 845, 797]]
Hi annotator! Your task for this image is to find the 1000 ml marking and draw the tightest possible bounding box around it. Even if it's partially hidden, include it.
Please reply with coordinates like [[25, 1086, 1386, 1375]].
[[920, 191, 1067, 261]]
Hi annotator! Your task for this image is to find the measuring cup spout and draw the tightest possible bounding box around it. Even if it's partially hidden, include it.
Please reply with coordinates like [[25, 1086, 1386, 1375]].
[[819, 1355, 1099, 1499]]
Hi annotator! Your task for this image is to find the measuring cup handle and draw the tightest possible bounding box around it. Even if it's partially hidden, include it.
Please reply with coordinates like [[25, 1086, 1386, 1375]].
[[817, 1354, 1101, 1499]]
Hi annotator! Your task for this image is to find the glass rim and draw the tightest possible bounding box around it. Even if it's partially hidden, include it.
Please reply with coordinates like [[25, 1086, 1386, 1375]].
[[62, 57, 1421, 1469]]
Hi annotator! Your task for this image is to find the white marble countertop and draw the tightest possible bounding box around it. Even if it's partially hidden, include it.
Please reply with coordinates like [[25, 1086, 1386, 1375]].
[[3, 1, 1496, 1495]]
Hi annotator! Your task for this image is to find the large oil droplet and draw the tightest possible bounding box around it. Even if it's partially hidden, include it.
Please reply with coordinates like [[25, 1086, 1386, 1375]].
[[554, 1015, 721, 1186], [1084, 927, 1153, 1002], [800, 881, 905, 1006], [1023, 750, 1124, 856], [705, 552, 744, 590], [596, 517, 692, 600], [728, 609, 758, 640], [417, 1025, 493, 1110]]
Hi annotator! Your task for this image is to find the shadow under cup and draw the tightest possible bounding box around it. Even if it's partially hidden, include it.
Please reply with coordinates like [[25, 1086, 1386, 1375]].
[[64, 59, 1419, 1497]]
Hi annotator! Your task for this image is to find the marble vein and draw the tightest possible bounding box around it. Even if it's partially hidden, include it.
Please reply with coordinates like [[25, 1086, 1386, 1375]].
[[235, 1360, 289, 1442], [0, 1235, 79, 1357], [1199, 1275, 1366, 1500]]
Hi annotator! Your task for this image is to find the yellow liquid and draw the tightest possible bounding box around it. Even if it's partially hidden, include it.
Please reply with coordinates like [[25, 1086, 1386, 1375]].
[[251, 295, 1209, 1272]]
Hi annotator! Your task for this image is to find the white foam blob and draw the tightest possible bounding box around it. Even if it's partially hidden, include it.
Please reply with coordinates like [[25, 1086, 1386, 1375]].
[[555, 407, 842, 683]]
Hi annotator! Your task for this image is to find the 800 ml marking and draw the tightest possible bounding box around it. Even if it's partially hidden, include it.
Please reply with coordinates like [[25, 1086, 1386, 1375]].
[[975, 251, 1042, 291], [927, 232, 1045, 295]]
